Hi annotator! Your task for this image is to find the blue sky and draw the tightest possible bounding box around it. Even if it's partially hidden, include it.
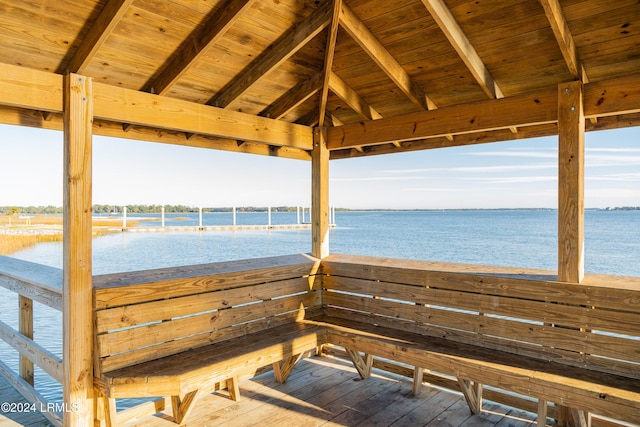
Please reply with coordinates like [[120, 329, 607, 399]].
[[0, 123, 638, 209]]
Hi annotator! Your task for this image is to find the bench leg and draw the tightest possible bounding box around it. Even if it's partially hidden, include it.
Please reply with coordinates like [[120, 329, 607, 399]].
[[457, 378, 482, 414], [537, 399, 548, 427], [227, 376, 240, 401], [412, 367, 424, 396], [94, 391, 116, 427], [273, 353, 304, 383], [345, 348, 374, 379], [171, 390, 200, 425]]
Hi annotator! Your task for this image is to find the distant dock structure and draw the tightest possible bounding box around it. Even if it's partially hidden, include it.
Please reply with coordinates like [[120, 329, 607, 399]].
[[111, 206, 337, 232]]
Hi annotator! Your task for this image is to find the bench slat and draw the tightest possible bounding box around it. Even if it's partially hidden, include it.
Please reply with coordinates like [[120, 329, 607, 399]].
[[98, 292, 320, 359], [322, 255, 640, 313], [96, 277, 316, 333], [325, 275, 640, 336], [103, 322, 326, 398], [94, 254, 320, 309]]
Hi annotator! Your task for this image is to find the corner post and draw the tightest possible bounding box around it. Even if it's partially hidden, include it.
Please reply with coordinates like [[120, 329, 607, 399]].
[[312, 127, 330, 258], [63, 73, 94, 426], [556, 80, 585, 427], [557, 81, 585, 284]]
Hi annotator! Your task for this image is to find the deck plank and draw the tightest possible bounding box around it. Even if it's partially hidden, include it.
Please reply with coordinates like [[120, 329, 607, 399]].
[[0, 376, 52, 426], [129, 355, 532, 426], [0, 356, 542, 426]]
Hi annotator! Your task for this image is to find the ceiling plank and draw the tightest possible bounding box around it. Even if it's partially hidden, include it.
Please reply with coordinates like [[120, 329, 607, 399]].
[[146, 0, 257, 95], [539, 0, 584, 81], [339, 3, 436, 111], [260, 74, 322, 120], [421, 0, 503, 99], [209, 1, 333, 108], [64, 0, 134, 74], [92, 81, 313, 149], [318, 0, 342, 128]]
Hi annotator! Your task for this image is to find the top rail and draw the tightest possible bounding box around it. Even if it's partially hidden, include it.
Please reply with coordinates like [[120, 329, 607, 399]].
[[0, 256, 63, 311]]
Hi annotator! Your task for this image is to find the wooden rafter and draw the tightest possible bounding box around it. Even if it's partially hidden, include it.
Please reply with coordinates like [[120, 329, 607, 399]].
[[318, 0, 342, 128], [539, 0, 585, 82], [329, 72, 381, 120], [145, 0, 256, 95], [209, 1, 333, 108], [339, 3, 436, 111], [421, 0, 503, 100], [63, 0, 134, 74], [328, 71, 401, 147], [260, 73, 323, 120]]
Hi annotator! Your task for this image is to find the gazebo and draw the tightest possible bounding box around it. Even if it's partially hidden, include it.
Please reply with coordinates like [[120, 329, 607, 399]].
[[0, 1, 639, 426]]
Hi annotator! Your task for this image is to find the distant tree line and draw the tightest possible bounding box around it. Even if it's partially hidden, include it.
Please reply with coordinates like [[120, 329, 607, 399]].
[[1, 205, 307, 215]]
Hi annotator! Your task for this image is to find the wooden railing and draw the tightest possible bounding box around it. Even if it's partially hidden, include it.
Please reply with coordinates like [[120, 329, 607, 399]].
[[0, 256, 64, 427]]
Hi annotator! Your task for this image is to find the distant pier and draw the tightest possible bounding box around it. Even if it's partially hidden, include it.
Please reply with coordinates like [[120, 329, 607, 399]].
[[112, 205, 337, 233]]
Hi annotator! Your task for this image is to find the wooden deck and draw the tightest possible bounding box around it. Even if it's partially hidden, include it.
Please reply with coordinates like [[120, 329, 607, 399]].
[[129, 355, 542, 427], [1, 354, 545, 427], [0, 376, 51, 427]]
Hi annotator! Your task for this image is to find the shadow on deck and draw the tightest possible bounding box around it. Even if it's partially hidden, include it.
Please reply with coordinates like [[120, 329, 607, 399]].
[[132, 355, 541, 427], [0, 355, 541, 427]]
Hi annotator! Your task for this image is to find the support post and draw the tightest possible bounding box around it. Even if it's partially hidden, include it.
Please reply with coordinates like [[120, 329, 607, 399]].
[[296, 206, 300, 224], [19, 296, 34, 385], [268, 206, 271, 227], [556, 80, 585, 426], [232, 206, 236, 226], [558, 81, 585, 284], [122, 206, 127, 229], [161, 206, 165, 227], [63, 72, 94, 426], [312, 128, 329, 258], [199, 207, 203, 228]]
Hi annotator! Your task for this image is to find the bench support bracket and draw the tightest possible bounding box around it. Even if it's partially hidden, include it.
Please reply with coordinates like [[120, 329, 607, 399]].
[[273, 353, 304, 383], [172, 390, 200, 425], [557, 408, 591, 427], [457, 378, 483, 414], [345, 348, 373, 379]]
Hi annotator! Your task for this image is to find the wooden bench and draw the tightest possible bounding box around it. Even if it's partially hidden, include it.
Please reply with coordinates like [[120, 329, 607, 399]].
[[92, 254, 324, 426], [316, 254, 640, 426], [91, 252, 640, 426]]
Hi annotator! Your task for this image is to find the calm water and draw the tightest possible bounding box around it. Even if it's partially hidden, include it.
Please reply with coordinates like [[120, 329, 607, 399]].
[[1, 209, 639, 405]]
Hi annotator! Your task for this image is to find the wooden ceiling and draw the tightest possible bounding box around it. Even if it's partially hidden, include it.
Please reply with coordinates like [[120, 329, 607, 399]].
[[0, 0, 639, 160]]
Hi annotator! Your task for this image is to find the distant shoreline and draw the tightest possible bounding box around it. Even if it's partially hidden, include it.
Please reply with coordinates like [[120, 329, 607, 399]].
[[1, 205, 638, 215]]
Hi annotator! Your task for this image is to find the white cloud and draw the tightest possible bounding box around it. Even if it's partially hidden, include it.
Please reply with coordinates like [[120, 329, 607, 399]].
[[588, 173, 640, 182], [331, 176, 418, 182], [477, 176, 557, 185], [466, 151, 557, 159]]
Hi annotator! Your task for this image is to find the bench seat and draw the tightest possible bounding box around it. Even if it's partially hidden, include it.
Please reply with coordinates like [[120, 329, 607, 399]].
[[310, 315, 640, 423], [98, 322, 326, 399]]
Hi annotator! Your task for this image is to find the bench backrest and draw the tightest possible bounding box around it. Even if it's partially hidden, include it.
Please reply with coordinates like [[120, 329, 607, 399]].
[[321, 254, 640, 380], [93, 254, 321, 374]]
